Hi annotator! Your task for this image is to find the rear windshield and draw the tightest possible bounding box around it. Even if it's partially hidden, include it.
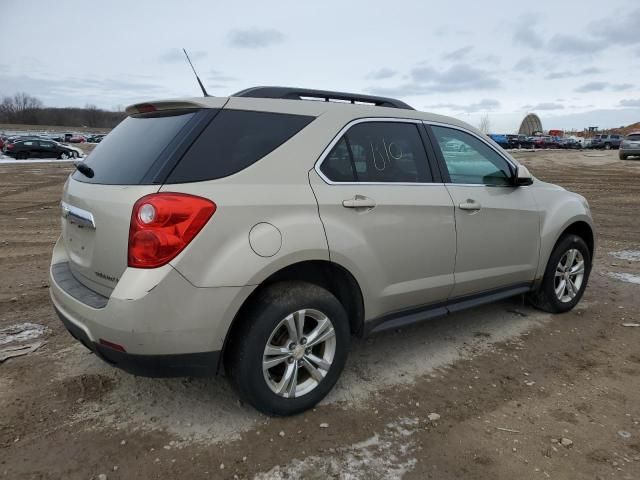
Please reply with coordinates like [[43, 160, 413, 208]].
[[166, 110, 314, 183], [72, 110, 199, 185], [73, 108, 314, 185]]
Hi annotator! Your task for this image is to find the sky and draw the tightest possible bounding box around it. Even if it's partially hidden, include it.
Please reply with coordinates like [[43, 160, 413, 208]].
[[1, 0, 638, 132]]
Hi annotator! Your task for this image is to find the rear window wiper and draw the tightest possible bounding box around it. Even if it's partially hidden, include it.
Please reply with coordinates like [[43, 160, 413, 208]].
[[74, 161, 94, 178]]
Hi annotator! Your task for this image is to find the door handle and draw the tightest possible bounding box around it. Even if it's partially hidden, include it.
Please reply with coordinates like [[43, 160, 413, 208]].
[[342, 195, 376, 209], [458, 199, 481, 211]]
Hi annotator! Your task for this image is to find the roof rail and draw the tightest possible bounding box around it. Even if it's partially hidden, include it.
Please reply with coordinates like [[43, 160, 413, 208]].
[[232, 86, 414, 110]]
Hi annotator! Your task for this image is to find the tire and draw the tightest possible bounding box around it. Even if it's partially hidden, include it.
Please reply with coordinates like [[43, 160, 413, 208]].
[[604, 143, 611, 150], [620, 152, 627, 160], [59, 152, 69, 160], [529, 234, 591, 313], [16, 151, 29, 160], [226, 281, 350, 416]]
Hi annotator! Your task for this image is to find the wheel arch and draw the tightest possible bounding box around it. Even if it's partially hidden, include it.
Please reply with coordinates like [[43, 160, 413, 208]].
[[558, 220, 595, 259], [220, 259, 365, 372]]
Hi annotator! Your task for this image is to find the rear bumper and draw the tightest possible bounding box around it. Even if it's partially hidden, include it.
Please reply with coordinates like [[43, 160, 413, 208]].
[[55, 305, 220, 377], [49, 237, 255, 374], [621, 148, 640, 156]]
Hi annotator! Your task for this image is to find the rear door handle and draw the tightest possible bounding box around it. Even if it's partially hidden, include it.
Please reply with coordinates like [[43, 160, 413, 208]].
[[342, 195, 376, 209], [458, 200, 481, 211]]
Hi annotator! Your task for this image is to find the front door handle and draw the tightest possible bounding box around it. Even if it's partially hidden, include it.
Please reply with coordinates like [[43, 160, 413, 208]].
[[459, 199, 481, 211], [342, 195, 376, 209]]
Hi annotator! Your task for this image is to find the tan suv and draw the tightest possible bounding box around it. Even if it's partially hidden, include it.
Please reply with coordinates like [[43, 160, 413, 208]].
[[50, 87, 595, 415]]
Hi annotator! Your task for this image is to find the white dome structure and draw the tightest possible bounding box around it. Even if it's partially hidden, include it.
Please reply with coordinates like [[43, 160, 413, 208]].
[[518, 113, 543, 135]]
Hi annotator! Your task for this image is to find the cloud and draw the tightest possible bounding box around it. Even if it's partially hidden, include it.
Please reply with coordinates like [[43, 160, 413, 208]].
[[611, 83, 634, 91], [513, 18, 544, 49], [575, 82, 635, 93], [425, 98, 500, 114], [159, 49, 206, 63], [545, 67, 602, 79], [0, 73, 168, 108], [575, 81, 609, 93], [530, 102, 564, 110], [619, 98, 640, 107], [366, 68, 397, 80], [513, 57, 535, 74], [442, 46, 473, 61], [207, 69, 237, 83], [591, 8, 640, 45], [548, 34, 604, 54], [369, 63, 500, 97], [227, 28, 285, 48]]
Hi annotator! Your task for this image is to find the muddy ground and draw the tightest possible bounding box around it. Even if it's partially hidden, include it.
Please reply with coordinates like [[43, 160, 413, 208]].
[[1, 150, 640, 479]]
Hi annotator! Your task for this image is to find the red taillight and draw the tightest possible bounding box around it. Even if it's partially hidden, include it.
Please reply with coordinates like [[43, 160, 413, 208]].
[[7, 143, 14, 150], [128, 193, 216, 268]]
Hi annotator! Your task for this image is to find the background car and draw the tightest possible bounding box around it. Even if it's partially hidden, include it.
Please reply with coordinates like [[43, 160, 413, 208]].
[[506, 134, 534, 149], [487, 133, 510, 149], [3, 139, 80, 159], [589, 134, 622, 150], [558, 138, 582, 149], [619, 131, 640, 160], [68, 134, 87, 143]]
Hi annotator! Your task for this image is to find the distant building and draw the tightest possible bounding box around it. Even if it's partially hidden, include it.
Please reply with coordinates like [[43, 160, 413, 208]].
[[518, 113, 543, 136]]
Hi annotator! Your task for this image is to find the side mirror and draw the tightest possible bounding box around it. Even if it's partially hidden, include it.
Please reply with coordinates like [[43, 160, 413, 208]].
[[514, 164, 533, 186]]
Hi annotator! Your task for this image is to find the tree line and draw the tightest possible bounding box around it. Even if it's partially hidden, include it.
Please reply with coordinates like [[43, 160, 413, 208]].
[[0, 92, 125, 128]]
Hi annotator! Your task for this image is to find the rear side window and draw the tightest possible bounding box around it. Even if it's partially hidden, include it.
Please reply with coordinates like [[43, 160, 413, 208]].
[[320, 122, 432, 183], [627, 134, 640, 140], [167, 110, 314, 183], [73, 110, 198, 184]]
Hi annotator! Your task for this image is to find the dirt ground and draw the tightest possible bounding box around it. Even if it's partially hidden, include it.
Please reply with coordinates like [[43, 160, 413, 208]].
[[1, 150, 640, 480]]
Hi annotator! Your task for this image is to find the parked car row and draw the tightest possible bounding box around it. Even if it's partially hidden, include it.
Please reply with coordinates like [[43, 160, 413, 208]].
[[488, 133, 582, 150], [1, 134, 83, 159]]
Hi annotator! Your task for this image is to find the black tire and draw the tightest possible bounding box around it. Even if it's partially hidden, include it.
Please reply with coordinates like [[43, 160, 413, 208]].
[[226, 281, 350, 416], [529, 234, 591, 313], [604, 143, 611, 150], [16, 151, 29, 160], [620, 153, 627, 160]]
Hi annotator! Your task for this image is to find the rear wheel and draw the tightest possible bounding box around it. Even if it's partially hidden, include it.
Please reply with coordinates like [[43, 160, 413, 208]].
[[16, 151, 29, 160], [604, 143, 611, 150], [226, 281, 350, 416], [529, 234, 591, 313], [619, 152, 628, 160]]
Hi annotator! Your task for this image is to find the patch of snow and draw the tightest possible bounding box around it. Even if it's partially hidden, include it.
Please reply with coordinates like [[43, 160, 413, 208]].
[[0, 322, 48, 345], [0, 158, 77, 164], [610, 250, 640, 262], [608, 272, 640, 285], [254, 417, 418, 480]]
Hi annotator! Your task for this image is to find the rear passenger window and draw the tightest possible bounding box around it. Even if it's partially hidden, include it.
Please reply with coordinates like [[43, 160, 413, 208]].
[[168, 110, 314, 183], [320, 122, 432, 183]]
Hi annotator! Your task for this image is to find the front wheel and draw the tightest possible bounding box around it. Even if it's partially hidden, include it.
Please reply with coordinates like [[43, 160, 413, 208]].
[[619, 152, 627, 160], [529, 234, 591, 313], [226, 281, 350, 416]]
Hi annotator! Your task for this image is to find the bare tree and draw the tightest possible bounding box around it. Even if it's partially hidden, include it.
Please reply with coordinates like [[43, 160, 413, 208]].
[[478, 114, 491, 134]]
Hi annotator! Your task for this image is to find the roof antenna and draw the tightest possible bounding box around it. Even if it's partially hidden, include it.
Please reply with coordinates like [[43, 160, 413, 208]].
[[182, 48, 210, 97]]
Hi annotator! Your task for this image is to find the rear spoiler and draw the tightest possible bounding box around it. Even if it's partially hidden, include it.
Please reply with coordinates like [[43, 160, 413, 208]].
[[125, 98, 228, 116]]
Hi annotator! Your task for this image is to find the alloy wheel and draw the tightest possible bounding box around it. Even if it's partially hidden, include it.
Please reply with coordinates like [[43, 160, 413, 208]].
[[554, 248, 585, 303], [262, 308, 336, 398]]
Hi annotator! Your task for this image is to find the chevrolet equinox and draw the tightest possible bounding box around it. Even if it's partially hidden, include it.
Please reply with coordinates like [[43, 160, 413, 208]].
[[50, 87, 595, 415]]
